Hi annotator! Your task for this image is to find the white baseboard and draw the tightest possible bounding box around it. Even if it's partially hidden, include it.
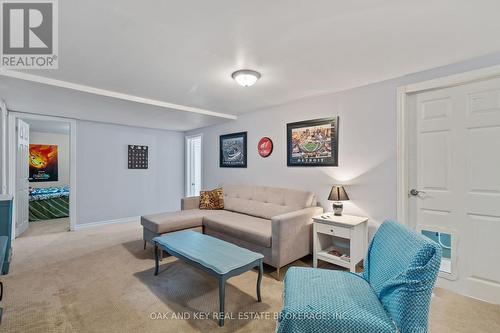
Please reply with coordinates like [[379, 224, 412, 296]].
[[73, 216, 140, 230]]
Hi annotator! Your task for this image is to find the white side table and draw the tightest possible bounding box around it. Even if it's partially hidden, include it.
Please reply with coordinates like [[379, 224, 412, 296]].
[[313, 213, 368, 273]]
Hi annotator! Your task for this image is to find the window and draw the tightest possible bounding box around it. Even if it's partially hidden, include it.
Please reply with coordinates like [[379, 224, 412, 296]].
[[185, 135, 202, 197]]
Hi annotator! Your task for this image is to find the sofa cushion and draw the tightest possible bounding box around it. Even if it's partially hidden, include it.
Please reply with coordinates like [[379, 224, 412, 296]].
[[202, 210, 272, 248], [141, 209, 218, 234], [277, 267, 397, 333], [223, 184, 317, 219], [199, 188, 224, 210]]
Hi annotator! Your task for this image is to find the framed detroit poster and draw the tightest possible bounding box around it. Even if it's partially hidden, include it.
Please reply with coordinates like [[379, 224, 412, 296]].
[[219, 132, 247, 168], [287, 117, 338, 167]]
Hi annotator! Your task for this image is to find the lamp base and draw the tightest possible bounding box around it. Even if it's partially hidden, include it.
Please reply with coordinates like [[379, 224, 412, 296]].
[[332, 202, 343, 216]]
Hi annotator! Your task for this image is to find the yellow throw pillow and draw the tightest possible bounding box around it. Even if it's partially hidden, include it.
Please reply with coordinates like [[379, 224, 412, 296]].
[[199, 188, 224, 210]]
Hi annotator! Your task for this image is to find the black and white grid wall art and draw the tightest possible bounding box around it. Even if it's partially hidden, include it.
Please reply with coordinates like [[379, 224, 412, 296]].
[[128, 145, 148, 169]]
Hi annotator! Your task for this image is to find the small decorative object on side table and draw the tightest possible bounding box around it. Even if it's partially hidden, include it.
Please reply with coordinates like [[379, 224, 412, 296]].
[[328, 185, 349, 216], [313, 213, 368, 273]]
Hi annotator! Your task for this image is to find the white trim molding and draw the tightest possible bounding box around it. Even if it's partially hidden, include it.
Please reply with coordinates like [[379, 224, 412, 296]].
[[7, 112, 77, 234], [0, 69, 237, 120], [185, 133, 203, 197], [73, 216, 140, 230], [396, 86, 408, 224], [396, 64, 500, 225], [404, 64, 500, 93]]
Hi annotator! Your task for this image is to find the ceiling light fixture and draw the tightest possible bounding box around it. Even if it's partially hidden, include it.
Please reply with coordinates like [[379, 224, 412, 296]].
[[231, 69, 261, 87]]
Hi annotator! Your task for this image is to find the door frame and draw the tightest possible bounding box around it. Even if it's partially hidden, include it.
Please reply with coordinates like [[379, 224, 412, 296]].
[[7, 112, 77, 235], [0, 100, 7, 195], [397, 64, 500, 225], [185, 133, 203, 197]]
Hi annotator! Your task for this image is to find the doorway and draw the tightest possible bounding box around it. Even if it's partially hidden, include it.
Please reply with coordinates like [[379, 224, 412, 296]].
[[398, 68, 500, 304], [7, 112, 76, 237], [185, 134, 202, 197]]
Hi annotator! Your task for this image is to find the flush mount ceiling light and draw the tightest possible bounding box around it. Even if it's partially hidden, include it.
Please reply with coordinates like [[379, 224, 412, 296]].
[[231, 69, 261, 87]]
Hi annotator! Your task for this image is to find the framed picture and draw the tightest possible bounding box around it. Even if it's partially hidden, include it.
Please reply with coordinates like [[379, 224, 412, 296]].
[[29, 144, 59, 182], [220, 132, 247, 168], [287, 117, 339, 167], [128, 145, 148, 169]]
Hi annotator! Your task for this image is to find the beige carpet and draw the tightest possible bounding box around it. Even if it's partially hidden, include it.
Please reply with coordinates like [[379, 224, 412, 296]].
[[22, 218, 70, 237], [1, 220, 499, 333]]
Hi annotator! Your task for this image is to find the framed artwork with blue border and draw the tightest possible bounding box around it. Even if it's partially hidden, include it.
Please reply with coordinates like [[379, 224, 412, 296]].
[[287, 117, 339, 167], [219, 132, 247, 168]]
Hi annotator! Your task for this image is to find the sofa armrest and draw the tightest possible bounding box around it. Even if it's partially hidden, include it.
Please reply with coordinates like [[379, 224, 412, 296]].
[[271, 206, 323, 267], [181, 196, 200, 210]]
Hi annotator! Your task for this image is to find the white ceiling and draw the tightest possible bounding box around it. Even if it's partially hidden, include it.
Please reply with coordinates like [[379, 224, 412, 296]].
[[0, 76, 231, 131], [2, 0, 500, 130]]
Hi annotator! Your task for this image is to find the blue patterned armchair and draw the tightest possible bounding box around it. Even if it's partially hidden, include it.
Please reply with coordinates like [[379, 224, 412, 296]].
[[276, 220, 442, 333]]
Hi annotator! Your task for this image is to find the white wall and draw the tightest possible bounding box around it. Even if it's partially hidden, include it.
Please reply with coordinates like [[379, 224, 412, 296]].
[[187, 52, 500, 236], [75, 121, 184, 225], [29, 131, 70, 188]]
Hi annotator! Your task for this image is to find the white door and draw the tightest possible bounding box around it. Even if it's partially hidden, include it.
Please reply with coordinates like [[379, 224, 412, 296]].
[[185, 135, 202, 197], [409, 77, 500, 304], [16, 119, 30, 237]]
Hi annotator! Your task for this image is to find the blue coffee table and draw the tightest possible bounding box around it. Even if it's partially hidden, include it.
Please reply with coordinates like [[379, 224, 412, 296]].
[[153, 231, 264, 326]]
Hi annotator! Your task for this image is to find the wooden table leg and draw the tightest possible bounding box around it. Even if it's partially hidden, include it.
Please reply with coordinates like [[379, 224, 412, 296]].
[[218, 277, 225, 327], [257, 260, 263, 302], [154, 244, 159, 276]]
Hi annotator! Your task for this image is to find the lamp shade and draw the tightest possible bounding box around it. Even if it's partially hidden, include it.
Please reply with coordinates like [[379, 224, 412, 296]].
[[328, 185, 349, 201]]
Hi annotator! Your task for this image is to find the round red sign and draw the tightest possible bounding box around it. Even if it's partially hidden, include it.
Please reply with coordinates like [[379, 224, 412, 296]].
[[258, 137, 273, 157]]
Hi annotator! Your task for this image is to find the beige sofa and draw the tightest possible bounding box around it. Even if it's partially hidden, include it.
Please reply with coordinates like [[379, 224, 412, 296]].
[[141, 184, 323, 277]]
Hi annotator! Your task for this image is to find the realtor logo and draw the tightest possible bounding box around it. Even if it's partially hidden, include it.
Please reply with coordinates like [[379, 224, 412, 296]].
[[1, 0, 58, 69]]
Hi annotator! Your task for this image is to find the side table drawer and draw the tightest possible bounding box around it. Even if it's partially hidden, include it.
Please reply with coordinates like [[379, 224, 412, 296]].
[[315, 222, 351, 239]]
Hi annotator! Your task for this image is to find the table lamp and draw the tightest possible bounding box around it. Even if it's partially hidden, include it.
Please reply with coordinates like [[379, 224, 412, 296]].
[[328, 185, 349, 216]]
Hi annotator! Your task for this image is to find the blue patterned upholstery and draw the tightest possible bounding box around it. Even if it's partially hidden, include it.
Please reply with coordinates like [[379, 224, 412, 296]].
[[277, 268, 397, 333], [363, 220, 442, 332], [277, 220, 442, 333]]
